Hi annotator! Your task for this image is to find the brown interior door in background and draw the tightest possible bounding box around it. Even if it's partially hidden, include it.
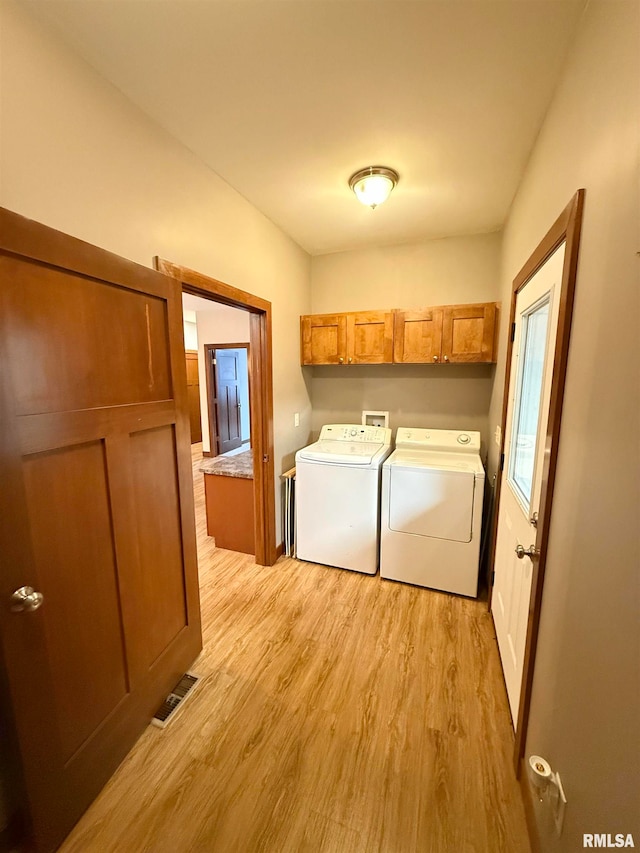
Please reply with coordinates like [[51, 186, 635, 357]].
[[0, 208, 202, 852], [213, 348, 242, 454], [185, 351, 202, 443]]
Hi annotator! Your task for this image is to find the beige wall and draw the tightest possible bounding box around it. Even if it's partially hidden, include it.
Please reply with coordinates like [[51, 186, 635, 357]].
[[194, 305, 251, 453], [309, 234, 501, 453], [489, 1, 639, 848], [0, 0, 312, 539]]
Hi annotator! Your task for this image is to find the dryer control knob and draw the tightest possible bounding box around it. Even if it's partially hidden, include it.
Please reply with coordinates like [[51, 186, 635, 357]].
[[350, 429, 357, 436], [458, 434, 471, 444]]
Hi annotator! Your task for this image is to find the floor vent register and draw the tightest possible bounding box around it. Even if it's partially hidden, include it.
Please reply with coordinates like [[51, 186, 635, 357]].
[[151, 672, 200, 729]]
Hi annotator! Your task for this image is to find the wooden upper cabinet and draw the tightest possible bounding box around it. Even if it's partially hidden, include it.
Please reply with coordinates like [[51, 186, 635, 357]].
[[346, 311, 394, 364], [441, 303, 497, 363], [301, 313, 347, 364], [301, 310, 393, 365], [393, 308, 444, 363], [301, 302, 498, 365]]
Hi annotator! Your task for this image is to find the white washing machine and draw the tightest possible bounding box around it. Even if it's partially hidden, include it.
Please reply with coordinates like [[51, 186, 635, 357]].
[[380, 427, 485, 597], [295, 424, 392, 574]]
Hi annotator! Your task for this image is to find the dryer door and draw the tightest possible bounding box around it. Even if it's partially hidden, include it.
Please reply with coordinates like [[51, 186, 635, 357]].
[[389, 467, 475, 542]]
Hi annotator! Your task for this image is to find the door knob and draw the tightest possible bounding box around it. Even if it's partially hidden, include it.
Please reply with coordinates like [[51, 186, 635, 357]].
[[10, 586, 44, 613], [443, 355, 450, 362], [432, 355, 439, 362], [515, 544, 539, 560], [338, 357, 344, 364], [348, 357, 353, 363]]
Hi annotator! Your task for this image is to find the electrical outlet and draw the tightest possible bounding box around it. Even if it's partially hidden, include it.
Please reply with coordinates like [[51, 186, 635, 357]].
[[494, 425, 502, 446], [294, 412, 300, 427]]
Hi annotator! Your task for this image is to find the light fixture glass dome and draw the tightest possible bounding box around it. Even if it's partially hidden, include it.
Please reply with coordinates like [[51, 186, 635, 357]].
[[349, 166, 399, 209]]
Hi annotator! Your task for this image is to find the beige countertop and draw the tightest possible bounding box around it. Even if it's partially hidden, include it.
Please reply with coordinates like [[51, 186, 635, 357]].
[[199, 449, 253, 480]]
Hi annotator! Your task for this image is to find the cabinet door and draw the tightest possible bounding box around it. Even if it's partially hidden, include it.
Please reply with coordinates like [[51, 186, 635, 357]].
[[393, 308, 443, 363], [441, 303, 497, 363], [300, 313, 347, 364], [346, 311, 394, 364]]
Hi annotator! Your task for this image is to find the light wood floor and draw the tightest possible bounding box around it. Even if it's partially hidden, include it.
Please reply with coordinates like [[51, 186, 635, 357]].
[[59, 443, 530, 853]]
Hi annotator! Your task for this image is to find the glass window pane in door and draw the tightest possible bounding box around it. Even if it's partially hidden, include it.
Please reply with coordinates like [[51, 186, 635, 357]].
[[509, 299, 550, 508]]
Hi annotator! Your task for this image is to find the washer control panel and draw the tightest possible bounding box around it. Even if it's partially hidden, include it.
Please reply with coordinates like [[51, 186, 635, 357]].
[[319, 424, 391, 444], [395, 427, 480, 453]]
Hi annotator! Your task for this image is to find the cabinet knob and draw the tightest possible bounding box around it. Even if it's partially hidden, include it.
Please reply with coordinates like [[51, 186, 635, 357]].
[[338, 357, 344, 364], [348, 357, 353, 364], [443, 355, 450, 363], [432, 355, 439, 362]]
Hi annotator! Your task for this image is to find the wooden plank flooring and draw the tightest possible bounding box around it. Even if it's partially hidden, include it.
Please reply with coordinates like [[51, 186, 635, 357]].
[[59, 443, 530, 853]]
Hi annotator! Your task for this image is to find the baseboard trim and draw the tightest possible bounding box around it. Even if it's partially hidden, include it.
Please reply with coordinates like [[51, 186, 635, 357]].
[[202, 450, 213, 458], [275, 542, 284, 560]]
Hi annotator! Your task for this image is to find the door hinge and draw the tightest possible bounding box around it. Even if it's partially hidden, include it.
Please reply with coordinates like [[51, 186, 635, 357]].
[[212, 358, 217, 365], [510, 322, 516, 342], [500, 452, 505, 471]]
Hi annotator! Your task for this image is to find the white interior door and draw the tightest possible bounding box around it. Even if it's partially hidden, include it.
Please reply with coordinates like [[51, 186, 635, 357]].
[[492, 242, 565, 725]]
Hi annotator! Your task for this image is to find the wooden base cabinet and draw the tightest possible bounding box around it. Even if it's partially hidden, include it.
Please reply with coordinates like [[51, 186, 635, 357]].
[[204, 474, 255, 555]]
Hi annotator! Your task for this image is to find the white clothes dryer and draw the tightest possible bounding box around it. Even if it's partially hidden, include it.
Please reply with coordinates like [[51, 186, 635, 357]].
[[380, 427, 485, 597], [295, 424, 392, 574]]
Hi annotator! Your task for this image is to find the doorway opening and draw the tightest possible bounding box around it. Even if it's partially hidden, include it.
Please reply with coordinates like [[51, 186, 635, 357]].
[[154, 258, 277, 567]]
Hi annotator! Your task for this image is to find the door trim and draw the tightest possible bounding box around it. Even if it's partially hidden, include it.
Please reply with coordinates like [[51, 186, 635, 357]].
[[154, 258, 277, 567], [204, 343, 250, 456], [487, 189, 585, 772], [185, 350, 202, 445]]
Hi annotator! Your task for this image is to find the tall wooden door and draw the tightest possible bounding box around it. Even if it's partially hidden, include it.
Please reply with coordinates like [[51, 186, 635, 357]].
[[492, 244, 565, 723], [213, 349, 243, 454], [185, 351, 202, 443], [0, 208, 202, 852]]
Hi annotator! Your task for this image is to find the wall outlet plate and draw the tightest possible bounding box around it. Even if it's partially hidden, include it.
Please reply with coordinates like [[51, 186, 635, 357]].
[[294, 412, 300, 427]]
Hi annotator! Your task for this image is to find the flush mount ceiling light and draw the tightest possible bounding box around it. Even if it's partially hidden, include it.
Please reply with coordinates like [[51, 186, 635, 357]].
[[349, 166, 399, 209]]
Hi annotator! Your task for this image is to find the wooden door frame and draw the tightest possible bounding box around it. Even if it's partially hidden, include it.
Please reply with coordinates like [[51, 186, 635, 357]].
[[185, 350, 202, 445], [487, 190, 585, 774], [204, 342, 250, 456], [154, 258, 277, 567]]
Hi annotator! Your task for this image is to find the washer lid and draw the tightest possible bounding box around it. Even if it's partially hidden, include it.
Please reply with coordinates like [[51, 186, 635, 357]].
[[297, 440, 384, 465]]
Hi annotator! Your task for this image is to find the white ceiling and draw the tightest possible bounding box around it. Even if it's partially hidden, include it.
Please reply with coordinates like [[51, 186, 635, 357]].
[[21, 0, 585, 256]]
